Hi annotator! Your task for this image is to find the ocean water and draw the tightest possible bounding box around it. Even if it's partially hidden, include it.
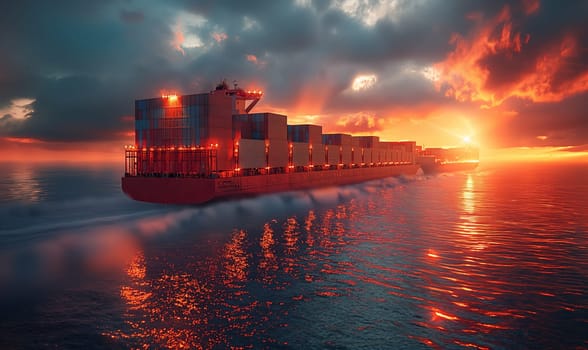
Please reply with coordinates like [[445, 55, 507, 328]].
[[0, 161, 587, 349]]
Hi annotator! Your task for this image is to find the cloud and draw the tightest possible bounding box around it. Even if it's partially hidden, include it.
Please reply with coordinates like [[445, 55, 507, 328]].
[[120, 10, 145, 23], [332, 112, 384, 134], [492, 93, 588, 147], [0, 0, 586, 150], [435, 2, 588, 107]]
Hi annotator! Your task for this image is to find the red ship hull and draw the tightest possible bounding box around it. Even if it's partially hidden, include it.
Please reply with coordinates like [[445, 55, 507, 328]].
[[121, 164, 420, 205]]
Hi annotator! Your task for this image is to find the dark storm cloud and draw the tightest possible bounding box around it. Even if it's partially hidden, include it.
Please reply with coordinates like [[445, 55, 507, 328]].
[[0, 0, 587, 146], [178, 0, 472, 113], [120, 10, 145, 23], [0, 0, 175, 141], [496, 93, 588, 147], [476, 1, 588, 95]]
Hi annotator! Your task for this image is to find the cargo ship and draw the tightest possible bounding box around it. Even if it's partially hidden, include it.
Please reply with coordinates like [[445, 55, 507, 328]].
[[416, 146, 479, 174], [122, 81, 420, 204]]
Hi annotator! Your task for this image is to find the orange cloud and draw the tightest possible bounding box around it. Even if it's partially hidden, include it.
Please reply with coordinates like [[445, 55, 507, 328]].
[[435, 5, 588, 107], [172, 29, 185, 55], [522, 0, 540, 15], [333, 112, 382, 133], [212, 32, 228, 43], [246, 54, 257, 64], [245, 54, 266, 68], [0, 137, 130, 163], [2, 137, 44, 144]]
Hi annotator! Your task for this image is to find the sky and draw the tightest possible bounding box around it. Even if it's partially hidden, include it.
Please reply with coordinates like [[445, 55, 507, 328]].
[[1, 0, 587, 162]]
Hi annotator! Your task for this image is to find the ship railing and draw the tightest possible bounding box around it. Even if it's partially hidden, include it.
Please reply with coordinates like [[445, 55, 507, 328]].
[[124, 147, 218, 178]]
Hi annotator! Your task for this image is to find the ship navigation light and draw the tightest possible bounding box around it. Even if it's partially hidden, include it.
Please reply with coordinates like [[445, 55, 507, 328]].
[[161, 93, 179, 102]]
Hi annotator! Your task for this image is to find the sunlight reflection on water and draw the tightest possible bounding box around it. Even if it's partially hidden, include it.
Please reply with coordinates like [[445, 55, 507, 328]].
[[4, 164, 44, 203], [1, 163, 587, 349]]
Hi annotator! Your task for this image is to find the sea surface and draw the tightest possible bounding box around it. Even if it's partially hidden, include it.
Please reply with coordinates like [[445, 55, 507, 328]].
[[0, 161, 587, 349]]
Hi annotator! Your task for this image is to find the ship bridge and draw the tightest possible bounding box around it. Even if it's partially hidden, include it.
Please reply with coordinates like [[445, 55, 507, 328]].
[[213, 80, 263, 114]]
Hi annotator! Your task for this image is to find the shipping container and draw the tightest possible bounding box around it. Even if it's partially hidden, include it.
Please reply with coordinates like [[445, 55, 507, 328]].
[[373, 148, 381, 164], [287, 124, 322, 144], [384, 148, 391, 163], [233, 113, 287, 140], [268, 139, 289, 168], [420, 146, 476, 163], [135, 91, 236, 171], [311, 145, 325, 166], [364, 148, 373, 164], [326, 145, 340, 165], [341, 145, 352, 165], [393, 148, 401, 163], [237, 139, 266, 169], [292, 142, 310, 166], [386, 141, 416, 164], [352, 147, 362, 164], [135, 93, 234, 149], [352, 136, 380, 149], [322, 133, 352, 146]]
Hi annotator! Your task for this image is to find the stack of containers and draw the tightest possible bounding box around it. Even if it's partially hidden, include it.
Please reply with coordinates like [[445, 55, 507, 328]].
[[208, 92, 236, 170], [406, 141, 416, 164], [233, 113, 288, 169], [352, 138, 362, 165], [352, 136, 380, 165], [136, 96, 192, 149], [135, 93, 229, 174], [287, 125, 309, 166], [425, 146, 477, 163], [232, 114, 263, 169], [322, 133, 352, 166], [235, 138, 265, 169], [388, 141, 416, 164], [287, 125, 323, 167], [379, 142, 392, 164]]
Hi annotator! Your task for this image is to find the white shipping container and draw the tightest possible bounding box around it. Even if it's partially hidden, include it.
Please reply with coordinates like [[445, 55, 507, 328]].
[[311, 145, 325, 166], [341, 145, 352, 165], [268, 139, 289, 168], [352, 148, 362, 164], [292, 142, 310, 166], [393, 149, 400, 163], [238, 139, 266, 169], [373, 149, 380, 163], [364, 149, 373, 164], [380, 148, 388, 163], [267, 114, 287, 140], [326, 145, 339, 165]]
